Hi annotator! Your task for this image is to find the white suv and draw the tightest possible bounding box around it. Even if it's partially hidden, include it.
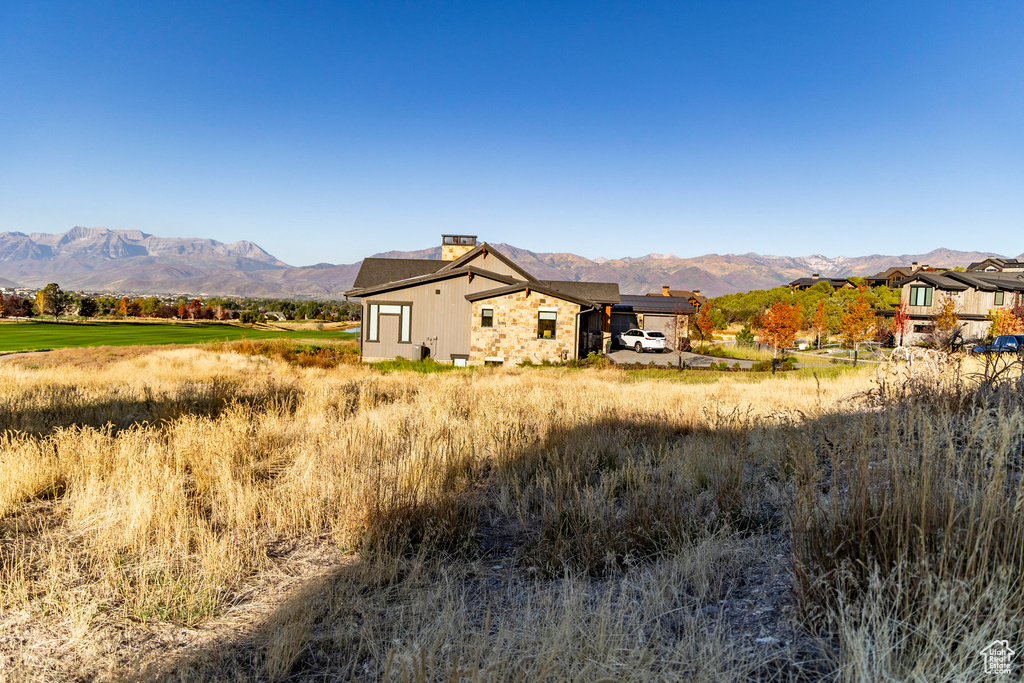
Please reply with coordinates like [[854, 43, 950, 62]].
[[617, 329, 667, 353]]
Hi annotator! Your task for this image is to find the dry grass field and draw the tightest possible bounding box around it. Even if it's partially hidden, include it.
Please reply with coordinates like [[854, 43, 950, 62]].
[[1, 344, 1022, 681]]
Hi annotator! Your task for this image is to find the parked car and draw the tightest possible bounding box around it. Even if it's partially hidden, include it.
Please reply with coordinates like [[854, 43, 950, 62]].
[[971, 334, 1024, 355], [617, 329, 667, 353]]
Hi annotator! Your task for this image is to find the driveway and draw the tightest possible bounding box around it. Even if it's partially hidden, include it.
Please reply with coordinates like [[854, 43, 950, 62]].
[[607, 349, 832, 369], [607, 348, 757, 368]]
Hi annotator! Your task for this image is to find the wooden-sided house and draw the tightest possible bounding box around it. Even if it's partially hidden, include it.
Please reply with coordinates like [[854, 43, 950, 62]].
[[897, 270, 1024, 343], [345, 236, 620, 366]]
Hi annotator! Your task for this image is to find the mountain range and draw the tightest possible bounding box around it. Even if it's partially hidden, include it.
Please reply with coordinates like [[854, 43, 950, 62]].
[[0, 227, 1019, 299]]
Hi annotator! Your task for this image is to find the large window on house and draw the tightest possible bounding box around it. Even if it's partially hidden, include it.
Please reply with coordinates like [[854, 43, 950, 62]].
[[995, 291, 1005, 306], [909, 285, 933, 307], [481, 307, 494, 328], [538, 310, 557, 339], [366, 303, 411, 343]]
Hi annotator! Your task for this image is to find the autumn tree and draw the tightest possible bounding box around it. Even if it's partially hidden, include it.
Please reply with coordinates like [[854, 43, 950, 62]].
[[892, 301, 911, 347], [117, 296, 130, 318], [809, 300, 828, 349], [692, 305, 718, 347], [987, 307, 1022, 338], [839, 295, 875, 365], [757, 300, 801, 359], [929, 295, 963, 352], [37, 283, 71, 321]]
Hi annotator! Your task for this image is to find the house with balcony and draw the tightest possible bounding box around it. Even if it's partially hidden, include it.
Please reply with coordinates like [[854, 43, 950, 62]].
[[897, 270, 1024, 343], [345, 236, 621, 365]]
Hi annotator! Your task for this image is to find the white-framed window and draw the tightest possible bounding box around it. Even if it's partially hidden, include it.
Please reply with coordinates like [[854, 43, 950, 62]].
[[366, 302, 411, 343], [995, 291, 1005, 306]]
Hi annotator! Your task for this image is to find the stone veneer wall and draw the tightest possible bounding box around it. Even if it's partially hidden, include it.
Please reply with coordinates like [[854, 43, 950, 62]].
[[470, 292, 580, 365], [441, 244, 474, 261]]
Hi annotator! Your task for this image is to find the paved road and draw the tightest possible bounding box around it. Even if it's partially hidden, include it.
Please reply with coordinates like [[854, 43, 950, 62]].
[[607, 348, 831, 369]]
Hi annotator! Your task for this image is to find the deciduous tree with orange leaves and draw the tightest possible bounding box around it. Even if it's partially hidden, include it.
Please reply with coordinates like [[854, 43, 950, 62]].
[[692, 305, 718, 346], [757, 300, 801, 359], [987, 307, 1022, 337], [840, 295, 876, 364]]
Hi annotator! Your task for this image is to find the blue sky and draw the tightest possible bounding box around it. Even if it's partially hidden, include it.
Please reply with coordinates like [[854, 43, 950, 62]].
[[2, 2, 1022, 266]]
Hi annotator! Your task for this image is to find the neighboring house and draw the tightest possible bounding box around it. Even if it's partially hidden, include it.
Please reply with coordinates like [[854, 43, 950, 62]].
[[865, 267, 912, 289], [966, 257, 1024, 273], [896, 270, 1024, 343], [612, 295, 696, 350], [646, 286, 708, 313], [789, 274, 853, 291], [345, 235, 621, 366]]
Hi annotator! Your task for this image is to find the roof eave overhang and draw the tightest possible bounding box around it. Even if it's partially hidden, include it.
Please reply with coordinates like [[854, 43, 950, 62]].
[[465, 283, 595, 308], [346, 266, 517, 298]]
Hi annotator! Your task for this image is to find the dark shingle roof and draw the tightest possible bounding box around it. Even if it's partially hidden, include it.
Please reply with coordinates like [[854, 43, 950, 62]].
[[352, 258, 445, 289], [902, 271, 1024, 292], [614, 295, 696, 315]]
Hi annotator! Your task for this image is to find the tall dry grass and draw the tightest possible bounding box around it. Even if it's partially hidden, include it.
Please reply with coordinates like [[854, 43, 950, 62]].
[[0, 346, 1021, 680]]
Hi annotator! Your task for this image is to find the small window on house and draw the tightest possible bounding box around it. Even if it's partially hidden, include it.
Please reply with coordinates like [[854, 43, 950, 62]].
[[995, 291, 1005, 306], [538, 310, 557, 339], [909, 285, 933, 307], [435, 289, 440, 295], [481, 308, 494, 328]]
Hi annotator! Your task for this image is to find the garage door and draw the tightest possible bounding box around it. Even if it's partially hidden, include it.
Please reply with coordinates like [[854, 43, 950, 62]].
[[642, 314, 674, 336], [610, 312, 637, 335]]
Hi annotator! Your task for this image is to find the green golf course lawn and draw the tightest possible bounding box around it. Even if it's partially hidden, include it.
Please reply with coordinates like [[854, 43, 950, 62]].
[[0, 321, 358, 354]]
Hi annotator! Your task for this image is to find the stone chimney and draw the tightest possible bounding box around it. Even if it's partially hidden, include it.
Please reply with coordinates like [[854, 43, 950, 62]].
[[911, 262, 919, 270], [812, 273, 820, 279], [692, 289, 701, 297], [662, 285, 671, 296], [441, 234, 477, 261]]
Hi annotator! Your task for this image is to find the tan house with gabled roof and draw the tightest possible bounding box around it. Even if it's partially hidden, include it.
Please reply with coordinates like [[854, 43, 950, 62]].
[[345, 236, 620, 365]]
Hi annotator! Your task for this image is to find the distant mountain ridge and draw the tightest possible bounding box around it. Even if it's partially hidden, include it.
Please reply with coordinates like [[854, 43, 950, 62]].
[[0, 227, 1019, 298]]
